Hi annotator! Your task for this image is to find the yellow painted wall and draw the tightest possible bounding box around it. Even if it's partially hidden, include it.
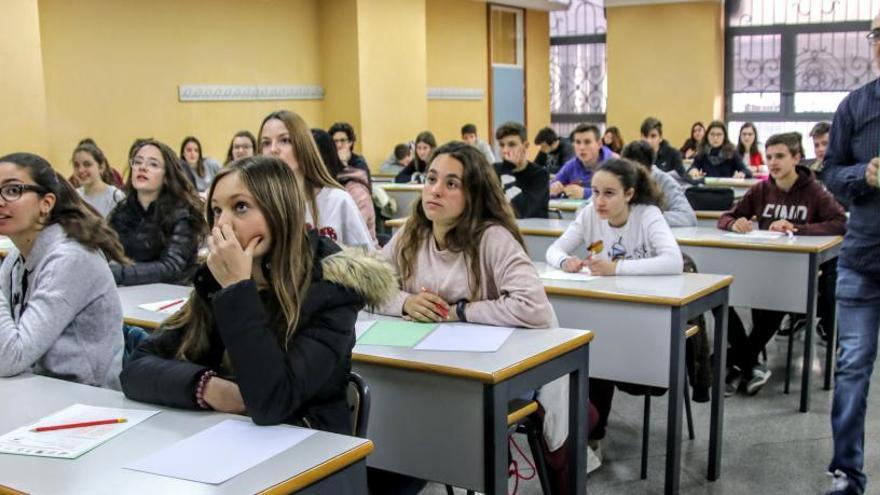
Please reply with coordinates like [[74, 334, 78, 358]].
[[426, 0, 489, 144], [606, 1, 723, 147], [319, 0, 362, 151], [356, 0, 428, 169], [0, 0, 49, 157], [525, 8, 550, 157], [38, 0, 322, 175]]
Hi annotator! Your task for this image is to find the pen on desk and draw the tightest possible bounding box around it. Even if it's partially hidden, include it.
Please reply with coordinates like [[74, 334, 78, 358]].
[[157, 298, 186, 312], [31, 418, 127, 432]]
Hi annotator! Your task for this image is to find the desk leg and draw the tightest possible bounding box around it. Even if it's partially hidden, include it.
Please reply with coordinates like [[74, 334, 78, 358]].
[[824, 292, 839, 391], [709, 295, 728, 481], [800, 255, 819, 413], [484, 382, 509, 495], [568, 346, 589, 494], [665, 307, 685, 495]]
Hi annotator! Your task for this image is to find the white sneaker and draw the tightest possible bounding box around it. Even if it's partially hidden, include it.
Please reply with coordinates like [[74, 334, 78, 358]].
[[826, 469, 861, 494], [587, 445, 602, 474]]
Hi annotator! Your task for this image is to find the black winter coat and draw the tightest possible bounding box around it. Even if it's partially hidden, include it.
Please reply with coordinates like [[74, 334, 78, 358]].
[[108, 197, 201, 286], [119, 233, 396, 434]]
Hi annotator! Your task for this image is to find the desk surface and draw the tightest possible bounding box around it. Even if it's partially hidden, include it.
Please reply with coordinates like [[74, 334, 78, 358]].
[[548, 198, 588, 212], [354, 314, 592, 384], [672, 226, 843, 253], [536, 262, 732, 307], [376, 183, 423, 192], [703, 177, 760, 188], [119, 283, 192, 329], [695, 210, 723, 219], [0, 375, 372, 495]]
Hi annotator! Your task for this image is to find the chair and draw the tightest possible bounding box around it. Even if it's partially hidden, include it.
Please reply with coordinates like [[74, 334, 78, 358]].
[[446, 399, 552, 494], [121, 324, 150, 366], [347, 371, 370, 438], [638, 324, 700, 480]]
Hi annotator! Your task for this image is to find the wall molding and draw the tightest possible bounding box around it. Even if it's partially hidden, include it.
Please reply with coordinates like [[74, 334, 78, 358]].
[[427, 87, 486, 101], [604, 0, 720, 7], [178, 84, 324, 102]]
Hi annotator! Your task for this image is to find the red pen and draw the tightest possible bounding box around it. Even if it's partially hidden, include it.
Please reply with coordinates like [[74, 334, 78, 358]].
[[157, 299, 185, 312], [31, 418, 127, 432], [421, 287, 448, 319]]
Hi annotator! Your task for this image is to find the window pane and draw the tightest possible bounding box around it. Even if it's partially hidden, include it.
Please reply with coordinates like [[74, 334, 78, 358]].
[[728, 121, 823, 159], [731, 92, 781, 112], [794, 91, 849, 112], [732, 35, 781, 93], [550, 43, 607, 114], [550, 0, 606, 37], [795, 32, 878, 92], [729, 0, 880, 27], [492, 9, 519, 65]]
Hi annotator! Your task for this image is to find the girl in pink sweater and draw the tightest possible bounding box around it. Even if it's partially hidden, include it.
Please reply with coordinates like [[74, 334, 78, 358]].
[[379, 141, 583, 492]]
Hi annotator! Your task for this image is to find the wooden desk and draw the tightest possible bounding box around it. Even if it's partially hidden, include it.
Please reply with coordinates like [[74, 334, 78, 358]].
[[702, 177, 759, 199], [373, 173, 395, 184], [673, 226, 842, 411], [118, 284, 191, 330], [696, 210, 723, 228], [548, 198, 588, 220], [0, 375, 372, 495], [537, 265, 731, 494], [376, 183, 422, 219], [353, 314, 592, 495]]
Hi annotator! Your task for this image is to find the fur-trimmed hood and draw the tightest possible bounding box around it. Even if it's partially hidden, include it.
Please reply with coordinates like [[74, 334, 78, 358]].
[[320, 247, 397, 308]]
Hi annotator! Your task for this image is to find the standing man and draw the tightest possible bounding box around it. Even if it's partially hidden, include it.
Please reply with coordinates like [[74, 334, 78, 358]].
[[823, 13, 880, 495]]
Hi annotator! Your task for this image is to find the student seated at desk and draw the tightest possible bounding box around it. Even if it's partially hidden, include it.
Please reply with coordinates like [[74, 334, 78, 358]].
[[622, 139, 697, 227], [546, 158, 684, 452], [718, 132, 846, 396], [688, 120, 752, 179], [223, 130, 256, 166], [641, 116, 699, 186], [534, 126, 574, 175], [0, 152, 126, 388], [180, 136, 222, 193], [120, 156, 395, 432], [394, 131, 436, 184], [378, 141, 578, 492], [461, 122, 497, 164], [109, 139, 207, 286], [549, 123, 614, 200], [260, 110, 373, 249], [493, 121, 549, 219], [680, 121, 705, 160], [378, 143, 412, 176], [72, 141, 126, 218]]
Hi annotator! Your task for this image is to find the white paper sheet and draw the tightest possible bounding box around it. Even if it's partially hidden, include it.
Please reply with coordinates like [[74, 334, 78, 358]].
[[413, 323, 515, 352], [354, 320, 376, 339], [125, 419, 316, 484], [138, 298, 187, 315], [539, 268, 599, 282], [0, 404, 159, 459], [723, 230, 787, 240]]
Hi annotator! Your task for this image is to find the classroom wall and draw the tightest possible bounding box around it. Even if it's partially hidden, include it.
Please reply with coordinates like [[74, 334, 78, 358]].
[[37, 0, 323, 175], [525, 8, 551, 157], [605, 1, 723, 147], [356, 0, 428, 169], [319, 0, 363, 153], [0, 0, 49, 157], [425, 0, 490, 145]]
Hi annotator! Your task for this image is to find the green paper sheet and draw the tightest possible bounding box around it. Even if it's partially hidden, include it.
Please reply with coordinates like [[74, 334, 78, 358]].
[[356, 321, 437, 347]]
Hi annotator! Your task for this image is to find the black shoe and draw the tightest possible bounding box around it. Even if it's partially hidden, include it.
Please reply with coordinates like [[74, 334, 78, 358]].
[[725, 366, 743, 397], [692, 385, 710, 403], [776, 314, 794, 337], [817, 321, 830, 346]]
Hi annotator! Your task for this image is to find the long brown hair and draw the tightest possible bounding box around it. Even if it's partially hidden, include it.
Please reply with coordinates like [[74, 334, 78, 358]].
[[395, 141, 524, 300], [258, 110, 342, 227], [166, 155, 314, 363], [71, 142, 117, 186], [0, 152, 129, 264], [180, 136, 207, 178]]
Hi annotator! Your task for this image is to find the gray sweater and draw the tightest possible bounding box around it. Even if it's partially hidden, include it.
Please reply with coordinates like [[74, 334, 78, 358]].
[[0, 224, 123, 388], [652, 166, 697, 227]]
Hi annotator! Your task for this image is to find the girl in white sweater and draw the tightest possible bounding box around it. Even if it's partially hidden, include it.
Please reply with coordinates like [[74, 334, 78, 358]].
[[258, 110, 373, 249], [547, 158, 683, 276]]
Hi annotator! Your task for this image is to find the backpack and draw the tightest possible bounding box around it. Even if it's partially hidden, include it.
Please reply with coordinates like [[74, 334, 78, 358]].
[[685, 186, 735, 211]]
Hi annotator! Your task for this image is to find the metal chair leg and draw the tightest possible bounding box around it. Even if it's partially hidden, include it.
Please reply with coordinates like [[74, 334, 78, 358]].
[[684, 371, 695, 440], [784, 329, 795, 394], [641, 393, 650, 479], [524, 419, 553, 495]]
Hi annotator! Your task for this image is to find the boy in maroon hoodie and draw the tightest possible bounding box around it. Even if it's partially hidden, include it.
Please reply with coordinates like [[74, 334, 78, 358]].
[[718, 132, 846, 396]]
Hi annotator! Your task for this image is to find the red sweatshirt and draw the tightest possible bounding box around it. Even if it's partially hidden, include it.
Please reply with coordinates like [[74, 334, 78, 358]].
[[717, 166, 846, 235]]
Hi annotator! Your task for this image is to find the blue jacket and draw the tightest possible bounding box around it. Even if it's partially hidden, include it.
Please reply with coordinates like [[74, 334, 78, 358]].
[[553, 146, 614, 198], [823, 78, 880, 278]]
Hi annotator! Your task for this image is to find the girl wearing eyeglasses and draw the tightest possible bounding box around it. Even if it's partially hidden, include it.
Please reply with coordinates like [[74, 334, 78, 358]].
[[0, 152, 127, 388], [223, 130, 256, 166], [108, 139, 207, 286]]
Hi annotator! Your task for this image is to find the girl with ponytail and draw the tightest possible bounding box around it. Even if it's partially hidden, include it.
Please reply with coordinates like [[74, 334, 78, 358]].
[[0, 152, 128, 388], [546, 158, 683, 276]]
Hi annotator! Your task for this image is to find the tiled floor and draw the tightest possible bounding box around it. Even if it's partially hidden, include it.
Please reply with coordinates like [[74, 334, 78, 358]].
[[421, 332, 879, 494]]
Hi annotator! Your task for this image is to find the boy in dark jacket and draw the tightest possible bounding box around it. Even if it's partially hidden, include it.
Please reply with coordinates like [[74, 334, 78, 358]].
[[717, 132, 846, 397], [493, 122, 549, 219], [534, 126, 575, 175]]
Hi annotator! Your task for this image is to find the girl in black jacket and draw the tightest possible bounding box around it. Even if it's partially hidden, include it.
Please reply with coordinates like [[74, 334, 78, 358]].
[[688, 120, 752, 179], [109, 139, 207, 286], [394, 131, 436, 183], [120, 156, 395, 433]]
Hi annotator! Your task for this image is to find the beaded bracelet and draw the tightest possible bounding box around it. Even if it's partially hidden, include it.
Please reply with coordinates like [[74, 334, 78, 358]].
[[195, 370, 217, 410]]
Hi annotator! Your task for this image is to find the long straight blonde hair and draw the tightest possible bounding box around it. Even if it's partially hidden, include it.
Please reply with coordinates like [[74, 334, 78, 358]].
[[166, 156, 313, 363], [257, 110, 341, 227]]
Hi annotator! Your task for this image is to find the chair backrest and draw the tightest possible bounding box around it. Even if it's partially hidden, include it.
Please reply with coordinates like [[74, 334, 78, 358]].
[[347, 371, 370, 438], [684, 186, 734, 211]]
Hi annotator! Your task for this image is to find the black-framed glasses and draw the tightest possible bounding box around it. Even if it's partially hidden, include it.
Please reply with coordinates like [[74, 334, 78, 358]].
[[867, 30, 880, 45], [0, 184, 46, 202]]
